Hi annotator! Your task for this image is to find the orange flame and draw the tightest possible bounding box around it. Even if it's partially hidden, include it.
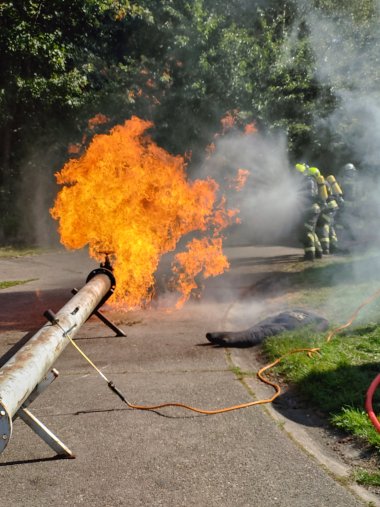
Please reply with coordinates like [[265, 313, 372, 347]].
[[173, 237, 229, 308], [244, 122, 257, 134], [51, 116, 238, 307], [205, 142, 216, 158], [224, 169, 250, 192], [220, 110, 238, 133], [234, 169, 250, 191], [67, 143, 81, 155], [88, 113, 109, 130]]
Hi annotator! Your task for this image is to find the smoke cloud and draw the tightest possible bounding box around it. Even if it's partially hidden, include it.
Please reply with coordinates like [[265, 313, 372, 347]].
[[195, 130, 301, 247], [189, 2, 380, 328], [300, 4, 380, 246]]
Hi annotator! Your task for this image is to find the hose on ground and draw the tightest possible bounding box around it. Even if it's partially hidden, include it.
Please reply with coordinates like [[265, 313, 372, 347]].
[[66, 286, 380, 420]]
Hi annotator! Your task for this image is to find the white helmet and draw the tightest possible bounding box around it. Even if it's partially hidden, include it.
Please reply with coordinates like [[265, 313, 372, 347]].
[[342, 163, 357, 173]]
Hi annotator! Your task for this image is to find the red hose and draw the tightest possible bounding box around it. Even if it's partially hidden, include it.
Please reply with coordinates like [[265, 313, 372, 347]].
[[365, 374, 380, 433]]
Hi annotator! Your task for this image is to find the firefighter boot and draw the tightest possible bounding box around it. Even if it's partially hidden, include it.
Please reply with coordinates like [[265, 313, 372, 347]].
[[303, 251, 315, 261]]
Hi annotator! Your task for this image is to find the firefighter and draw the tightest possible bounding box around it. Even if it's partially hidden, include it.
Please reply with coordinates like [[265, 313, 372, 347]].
[[326, 175, 344, 253], [335, 163, 359, 242], [339, 163, 358, 201], [315, 174, 340, 254], [306, 166, 324, 259], [294, 164, 323, 261]]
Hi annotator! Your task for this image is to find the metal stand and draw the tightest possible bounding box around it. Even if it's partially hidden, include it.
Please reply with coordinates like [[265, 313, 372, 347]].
[[71, 288, 127, 337], [0, 265, 117, 459], [13, 369, 74, 458]]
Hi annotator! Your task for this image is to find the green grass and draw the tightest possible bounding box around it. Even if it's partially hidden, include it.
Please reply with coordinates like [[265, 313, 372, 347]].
[[0, 246, 42, 289], [229, 365, 256, 380], [332, 408, 380, 449], [260, 251, 380, 469], [262, 329, 380, 493], [263, 326, 380, 448], [353, 468, 380, 487], [0, 246, 45, 258], [0, 279, 36, 289]]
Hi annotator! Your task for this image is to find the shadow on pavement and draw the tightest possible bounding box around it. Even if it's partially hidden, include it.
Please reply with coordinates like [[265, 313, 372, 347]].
[[0, 455, 68, 467], [0, 288, 75, 332]]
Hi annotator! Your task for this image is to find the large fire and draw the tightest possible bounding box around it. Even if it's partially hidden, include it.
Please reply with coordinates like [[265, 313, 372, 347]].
[[51, 116, 241, 308]]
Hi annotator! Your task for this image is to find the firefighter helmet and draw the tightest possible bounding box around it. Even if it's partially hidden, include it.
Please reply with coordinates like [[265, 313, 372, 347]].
[[295, 163, 308, 173], [307, 166, 321, 178], [342, 163, 357, 173]]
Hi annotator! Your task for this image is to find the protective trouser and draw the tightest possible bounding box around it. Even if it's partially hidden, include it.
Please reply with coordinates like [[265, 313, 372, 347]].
[[316, 199, 339, 254], [316, 212, 329, 253], [299, 203, 322, 260], [335, 200, 357, 241], [329, 224, 338, 252]]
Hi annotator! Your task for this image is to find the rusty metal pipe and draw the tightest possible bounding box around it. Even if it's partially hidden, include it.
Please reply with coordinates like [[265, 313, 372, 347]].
[[0, 269, 114, 453]]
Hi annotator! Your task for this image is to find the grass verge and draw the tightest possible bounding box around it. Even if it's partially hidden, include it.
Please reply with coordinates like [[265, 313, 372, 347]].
[[0, 246, 44, 258], [354, 468, 380, 487], [0, 279, 36, 289], [261, 250, 380, 486], [263, 329, 380, 486], [0, 246, 42, 289]]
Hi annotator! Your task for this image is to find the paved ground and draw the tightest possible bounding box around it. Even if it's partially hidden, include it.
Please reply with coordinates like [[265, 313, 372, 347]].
[[0, 246, 378, 506]]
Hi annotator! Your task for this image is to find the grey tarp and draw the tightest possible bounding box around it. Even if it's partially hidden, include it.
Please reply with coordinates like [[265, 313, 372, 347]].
[[206, 308, 329, 347]]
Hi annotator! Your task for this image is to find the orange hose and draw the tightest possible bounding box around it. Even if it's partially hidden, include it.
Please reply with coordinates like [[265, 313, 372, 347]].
[[123, 348, 322, 414]]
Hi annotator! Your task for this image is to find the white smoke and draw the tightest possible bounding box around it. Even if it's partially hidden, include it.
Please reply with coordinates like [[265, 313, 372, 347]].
[[300, 4, 380, 250], [196, 130, 301, 246], [305, 7, 380, 155], [189, 3, 380, 327]]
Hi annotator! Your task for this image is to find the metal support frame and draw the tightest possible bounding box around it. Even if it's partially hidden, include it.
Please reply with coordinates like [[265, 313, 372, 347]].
[[0, 268, 116, 459], [13, 369, 74, 458], [18, 407, 73, 458], [71, 288, 126, 337]]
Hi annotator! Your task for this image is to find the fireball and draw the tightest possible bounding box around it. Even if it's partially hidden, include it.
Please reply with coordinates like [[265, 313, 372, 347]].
[[51, 116, 240, 307]]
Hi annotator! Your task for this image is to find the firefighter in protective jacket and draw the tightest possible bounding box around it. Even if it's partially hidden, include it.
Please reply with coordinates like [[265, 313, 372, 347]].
[[326, 175, 344, 253], [315, 174, 341, 254], [335, 163, 359, 242], [294, 164, 323, 261]]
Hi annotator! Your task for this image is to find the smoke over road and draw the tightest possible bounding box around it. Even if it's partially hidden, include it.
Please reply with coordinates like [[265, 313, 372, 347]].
[[196, 128, 300, 246]]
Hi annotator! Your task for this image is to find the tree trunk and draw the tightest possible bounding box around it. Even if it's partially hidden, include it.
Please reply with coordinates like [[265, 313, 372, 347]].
[[0, 124, 12, 187]]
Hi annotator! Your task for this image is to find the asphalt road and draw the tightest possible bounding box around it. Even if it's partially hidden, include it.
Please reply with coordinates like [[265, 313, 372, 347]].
[[0, 246, 377, 506]]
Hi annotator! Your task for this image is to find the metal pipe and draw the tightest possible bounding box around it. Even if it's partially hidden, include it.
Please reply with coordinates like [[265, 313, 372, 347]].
[[0, 269, 114, 453]]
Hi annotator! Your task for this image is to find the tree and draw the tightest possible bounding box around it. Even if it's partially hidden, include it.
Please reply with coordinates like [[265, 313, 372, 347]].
[[2, 0, 379, 244], [0, 0, 146, 243]]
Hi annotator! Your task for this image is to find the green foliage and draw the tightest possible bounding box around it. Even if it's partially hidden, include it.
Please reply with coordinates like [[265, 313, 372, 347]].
[[0, 0, 147, 243], [1, 0, 380, 243], [128, 0, 330, 160], [312, 0, 377, 23], [294, 0, 380, 168]]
